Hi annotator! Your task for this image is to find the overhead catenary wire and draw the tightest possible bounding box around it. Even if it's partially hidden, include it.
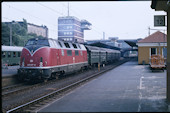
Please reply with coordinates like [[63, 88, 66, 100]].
[[3, 2, 113, 40]]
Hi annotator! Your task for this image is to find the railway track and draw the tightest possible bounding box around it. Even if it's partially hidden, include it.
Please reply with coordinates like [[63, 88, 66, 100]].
[[2, 77, 61, 97], [6, 59, 128, 113]]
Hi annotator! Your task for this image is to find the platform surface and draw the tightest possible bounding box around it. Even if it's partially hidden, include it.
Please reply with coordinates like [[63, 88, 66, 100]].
[[2, 65, 19, 77], [37, 61, 168, 112]]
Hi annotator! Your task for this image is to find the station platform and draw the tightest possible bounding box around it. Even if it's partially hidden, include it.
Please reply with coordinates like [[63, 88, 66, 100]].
[[2, 65, 20, 87], [37, 60, 169, 112], [2, 65, 19, 77]]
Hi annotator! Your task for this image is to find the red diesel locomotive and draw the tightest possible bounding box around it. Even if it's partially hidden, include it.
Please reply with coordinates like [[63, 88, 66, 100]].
[[18, 37, 88, 81]]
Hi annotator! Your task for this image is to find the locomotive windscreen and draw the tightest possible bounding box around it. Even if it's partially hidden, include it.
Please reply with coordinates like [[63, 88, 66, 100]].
[[26, 38, 49, 46], [25, 38, 50, 54]]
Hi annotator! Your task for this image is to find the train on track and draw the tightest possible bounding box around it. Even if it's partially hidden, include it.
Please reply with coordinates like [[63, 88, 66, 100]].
[[17, 37, 121, 82], [2, 46, 23, 66]]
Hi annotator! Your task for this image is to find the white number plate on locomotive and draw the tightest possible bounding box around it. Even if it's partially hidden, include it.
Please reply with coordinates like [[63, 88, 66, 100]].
[[30, 59, 33, 62]]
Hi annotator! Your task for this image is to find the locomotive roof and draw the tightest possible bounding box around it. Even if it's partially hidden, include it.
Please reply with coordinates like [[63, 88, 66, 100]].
[[2, 45, 23, 52], [27, 37, 86, 50]]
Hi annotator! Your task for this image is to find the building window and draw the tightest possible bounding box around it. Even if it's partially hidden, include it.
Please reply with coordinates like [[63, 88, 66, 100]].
[[67, 50, 72, 56], [150, 48, 157, 56]]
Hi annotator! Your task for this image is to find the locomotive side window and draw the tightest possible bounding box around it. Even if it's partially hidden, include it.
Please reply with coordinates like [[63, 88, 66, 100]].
[[8, 52, 11, 58], [75, 50, 79, 56], [61, 49, 64, 56], [67, 50, 72, 56], [78, 44, 81, 49], [64, 42, 70, 48], [49, 40, 56, 48], [72, 44, 77, 49], [58, 41, 63, 48]]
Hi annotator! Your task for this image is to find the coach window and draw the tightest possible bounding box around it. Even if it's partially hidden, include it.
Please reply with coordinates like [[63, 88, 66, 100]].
[[2, 52, 6, 58], [75, 50, 79, 56], [8, 52, 11, 58], [13, 52, 16, 57], [18, 52, 21, 57], [67, 50, 72, 56]]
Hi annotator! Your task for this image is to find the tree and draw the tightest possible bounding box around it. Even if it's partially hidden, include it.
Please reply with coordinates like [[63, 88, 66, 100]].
[[2, 23, 10, 45]]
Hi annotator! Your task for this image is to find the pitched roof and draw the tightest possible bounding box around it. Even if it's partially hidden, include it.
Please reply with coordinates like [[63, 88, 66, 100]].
[[138, 31, 167, 43]]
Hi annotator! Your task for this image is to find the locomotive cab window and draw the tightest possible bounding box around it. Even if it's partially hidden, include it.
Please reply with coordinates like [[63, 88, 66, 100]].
[[64, 42, 70, 48], [78, 44, 81, 49], [26, 39, 49, 46], [58, 41, 63, 48], [72, 44, 77, 49]]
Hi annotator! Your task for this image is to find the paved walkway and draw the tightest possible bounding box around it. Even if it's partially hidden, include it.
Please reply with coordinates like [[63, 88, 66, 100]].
[[37, 61, 169, 112]]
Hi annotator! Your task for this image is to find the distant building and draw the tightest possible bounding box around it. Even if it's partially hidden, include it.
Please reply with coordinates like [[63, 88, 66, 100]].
[[27, 23, 48, 38], [137, 31, 167, 64], [4, 21, 48, 38], [58, 16, 91, 43]]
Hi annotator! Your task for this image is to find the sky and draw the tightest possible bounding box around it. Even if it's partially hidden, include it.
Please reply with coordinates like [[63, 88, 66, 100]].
[[2, 1, 167, 41]]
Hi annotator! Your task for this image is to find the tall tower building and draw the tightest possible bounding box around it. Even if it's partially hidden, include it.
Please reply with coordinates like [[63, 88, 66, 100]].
[[58, 16, 91, 43]]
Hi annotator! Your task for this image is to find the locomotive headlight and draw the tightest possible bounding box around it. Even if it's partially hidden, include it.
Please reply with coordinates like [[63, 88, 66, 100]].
[[22, 57, 25, 67], [39, 57, 43, 67], [39, 69, 43, 73]]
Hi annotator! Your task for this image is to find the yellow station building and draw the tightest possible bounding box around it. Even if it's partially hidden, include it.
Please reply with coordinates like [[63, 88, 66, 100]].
[[137, 31, 167, 65]]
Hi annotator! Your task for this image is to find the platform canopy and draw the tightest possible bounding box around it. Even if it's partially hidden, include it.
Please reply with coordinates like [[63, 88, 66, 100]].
[[86, 42, 121, 50], [124, 40, 138, 47]]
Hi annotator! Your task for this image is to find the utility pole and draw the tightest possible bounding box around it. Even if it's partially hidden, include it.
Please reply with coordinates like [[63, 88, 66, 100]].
[[148, 26, 150, 36], [68, 2, 69, 16], [103, 32, 105, 40]]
